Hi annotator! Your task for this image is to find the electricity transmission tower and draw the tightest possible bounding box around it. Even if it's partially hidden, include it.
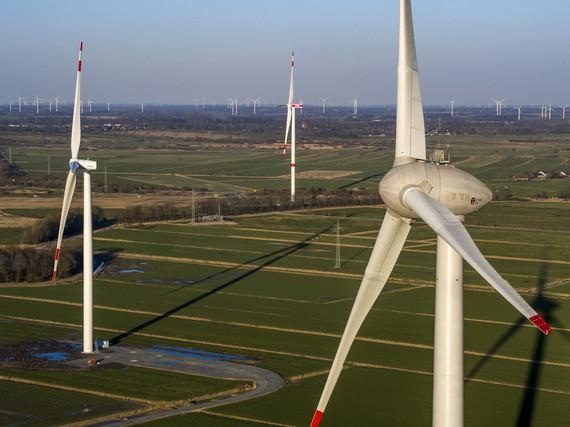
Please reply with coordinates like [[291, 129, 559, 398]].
[[335, 219, 341, 269]]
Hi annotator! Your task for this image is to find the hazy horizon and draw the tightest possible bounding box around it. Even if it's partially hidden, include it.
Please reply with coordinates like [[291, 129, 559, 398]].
[[1, 0, 569, 105]]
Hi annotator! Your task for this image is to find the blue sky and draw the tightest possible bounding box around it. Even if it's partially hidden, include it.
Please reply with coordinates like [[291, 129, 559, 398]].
[[1, 0, 568, 105]]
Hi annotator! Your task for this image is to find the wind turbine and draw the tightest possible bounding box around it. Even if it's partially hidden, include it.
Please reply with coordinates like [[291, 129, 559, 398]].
[[34, 96, 42, 114], [514, 105, 522, 121], [449, 99, 454, 117], [18, 95, 22, 113], [320, 97, 328, 115], [352, 98, 358, 116], [55, 96, 60, 112], [561, 105, 568, 120], [548, 103, 552, 120], [88, 97, 93, 113], [309, 2, 551, 426], [250, 97, 262, 115], [282, 51, 303, 203], [52, 41, 98, 354]]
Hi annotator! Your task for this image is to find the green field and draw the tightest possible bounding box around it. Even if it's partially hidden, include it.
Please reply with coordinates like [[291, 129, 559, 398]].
[[3, 133, 570, 196], [0, 201, 569, 426]]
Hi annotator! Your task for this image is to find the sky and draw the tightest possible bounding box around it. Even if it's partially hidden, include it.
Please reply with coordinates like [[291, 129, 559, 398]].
[[1, 0, 569, 106]]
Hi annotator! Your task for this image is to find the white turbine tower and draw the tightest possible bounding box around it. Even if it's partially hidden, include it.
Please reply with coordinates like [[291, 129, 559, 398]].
[[282, 51, 303, 203], [352, 98, 358, 116], [548, 103, 552, 120], [250, 97, 261, 115], [18, 95, 22, 113], [35, 96, 41, 114], [309, 2, 551, 426], [514, 105, 522, 121], [55, 96, 60, 112], [449, 99, 455, 117], [87, 97, 93, 113], [107, 102, 110, 112], [52, 42, 98, 355], [320, 97, 328, 115], [561, 105, 568, 120]]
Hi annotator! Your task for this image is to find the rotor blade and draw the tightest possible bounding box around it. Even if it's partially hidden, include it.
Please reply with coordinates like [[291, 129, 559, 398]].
[[402, 187, 551, 335], [288, 51, 295, 104], [283, 107, 292, 154], [52, 171, 77, 283], [71, 41, 83, 159], [310, 210, 411, 427], [395, 0, 426, 163]]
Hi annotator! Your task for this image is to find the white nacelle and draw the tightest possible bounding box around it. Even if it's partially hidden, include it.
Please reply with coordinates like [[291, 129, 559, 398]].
[[379, 162, 493, 219]]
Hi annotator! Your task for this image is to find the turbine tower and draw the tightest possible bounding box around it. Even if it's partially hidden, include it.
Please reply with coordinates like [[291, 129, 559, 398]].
[[514, 105, 522, 121], [561, 105, 568, 120], [18, 95, 22, 113], [34, 96, 41, 114], [309, 2, 550, 426], [449, 99, 455, 117], [320, 97, 328, 115], [250, 97, 261, 115], [282, 51, 303, 203], [55, 96, 60, 112], [52, 41, 98, 355], [352, 98, 358, 116]]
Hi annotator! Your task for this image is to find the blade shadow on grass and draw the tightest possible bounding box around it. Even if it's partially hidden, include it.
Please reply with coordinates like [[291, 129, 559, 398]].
[[464, 259, 568, 427], [109, 222, 337, 345]]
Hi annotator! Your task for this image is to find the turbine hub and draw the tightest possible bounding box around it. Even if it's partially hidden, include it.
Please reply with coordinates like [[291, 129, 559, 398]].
[[379, 162, 492, 218]]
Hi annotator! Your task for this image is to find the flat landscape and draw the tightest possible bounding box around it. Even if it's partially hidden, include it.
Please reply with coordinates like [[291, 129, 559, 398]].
[[1, 105, 569, 426], [1, 200, 569, 426]]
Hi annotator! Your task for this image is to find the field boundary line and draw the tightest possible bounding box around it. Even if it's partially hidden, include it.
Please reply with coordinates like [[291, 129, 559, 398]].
[[200, 410, 295, 427], [3, 303, 569, 369], [0, 375, 157, 405]]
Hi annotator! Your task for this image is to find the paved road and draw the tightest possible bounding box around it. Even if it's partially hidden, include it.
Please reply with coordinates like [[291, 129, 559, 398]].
[[77, 344, 284, 426]]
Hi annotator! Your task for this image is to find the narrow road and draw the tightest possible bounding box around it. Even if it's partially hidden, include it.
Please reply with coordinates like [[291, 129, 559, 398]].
[[83, 344, 284, 426]]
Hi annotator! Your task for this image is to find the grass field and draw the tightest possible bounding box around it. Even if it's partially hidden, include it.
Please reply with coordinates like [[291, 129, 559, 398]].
[[3, 133, 570, 196], [0, 201, 569, 426]]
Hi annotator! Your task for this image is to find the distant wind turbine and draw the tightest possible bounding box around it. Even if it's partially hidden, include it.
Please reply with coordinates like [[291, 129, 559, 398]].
[[352, 98, 358, 116], [282, 51, 303, 202], [449, 99, 454, 117], [514, 105, 522, 121], [560, 105, 568, 120], [320, 97, 328, 115]]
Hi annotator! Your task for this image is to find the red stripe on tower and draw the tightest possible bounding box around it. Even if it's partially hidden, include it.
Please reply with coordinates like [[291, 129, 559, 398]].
[[291, 50, 294, 67], [78, 60, 82, 72], [310, 410, 324, 427], [291, 163, 296, 167], [529, 314, 551, 335], [55, 248, 60, 261]]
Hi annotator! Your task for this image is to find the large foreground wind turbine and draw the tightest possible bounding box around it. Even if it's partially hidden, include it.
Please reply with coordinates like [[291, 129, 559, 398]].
[[310, 2, 550, 426], [282, 51, 303, 202], [52, 42, 98, 354]]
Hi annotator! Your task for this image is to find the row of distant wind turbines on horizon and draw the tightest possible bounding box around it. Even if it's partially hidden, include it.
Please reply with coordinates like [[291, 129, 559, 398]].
[[3, 96, 568, 119]]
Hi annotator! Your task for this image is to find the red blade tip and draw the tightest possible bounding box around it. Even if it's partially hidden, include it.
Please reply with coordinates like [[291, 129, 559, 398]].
[[529, 314, 551, 335], [310, 410, 324, 427], [80, 41, 83, 51]]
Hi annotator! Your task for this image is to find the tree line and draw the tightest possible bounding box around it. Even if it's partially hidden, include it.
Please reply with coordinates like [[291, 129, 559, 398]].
[[0, 244, 82, 283]]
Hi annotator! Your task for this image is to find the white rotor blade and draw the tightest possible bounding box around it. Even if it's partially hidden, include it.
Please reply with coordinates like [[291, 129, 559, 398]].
[[283, 107, 292, 154], [395, 0, 426, 163], [403, 187, 551, 335], [311, 210, 411, 427], [71, 42, 83, 159], [288, 51, 295, 104], [52, 171, 77, 283]]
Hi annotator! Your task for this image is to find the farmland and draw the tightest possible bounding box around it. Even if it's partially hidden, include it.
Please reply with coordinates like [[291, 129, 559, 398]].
[[0, 201, 569, 426]]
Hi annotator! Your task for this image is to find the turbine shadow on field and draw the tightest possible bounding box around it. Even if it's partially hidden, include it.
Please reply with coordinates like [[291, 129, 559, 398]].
[[465, 260, 568, 427], [109, 222, 336, 345]]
